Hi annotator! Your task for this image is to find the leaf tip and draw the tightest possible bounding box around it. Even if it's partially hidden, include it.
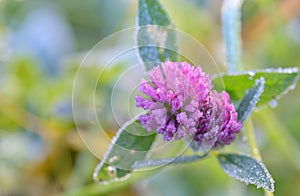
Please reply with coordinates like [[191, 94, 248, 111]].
[[217, 153, 275, 192]]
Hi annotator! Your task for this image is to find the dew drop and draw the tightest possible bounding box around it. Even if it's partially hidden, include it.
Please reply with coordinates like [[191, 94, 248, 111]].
[[269, 99, 278, 108], [248, 71, 255, 80], [242, 136, 248, 142], [130, 149, 136, 155], [106, 166, 117, 177], [109, 156, 118, 163]]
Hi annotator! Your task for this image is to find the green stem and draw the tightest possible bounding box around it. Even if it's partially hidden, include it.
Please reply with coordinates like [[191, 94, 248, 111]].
[[222, 0, 244, 73], [245, 118, 262, 160], [245, 118, 274, 196], [254, 108, 300, 171], [133, 154, 208, 170], [222, 1, 274, 195]]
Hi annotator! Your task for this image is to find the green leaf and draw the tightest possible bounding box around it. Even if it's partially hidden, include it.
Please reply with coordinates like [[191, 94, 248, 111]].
[[237, 77, 265, 121], [93, 118, 156, 184], [137, 0, 178, 71], [133, 154, 208, 170], [137, 0, 170, 26], [213, 68, 299, 106], [217, 153, 274, 192]]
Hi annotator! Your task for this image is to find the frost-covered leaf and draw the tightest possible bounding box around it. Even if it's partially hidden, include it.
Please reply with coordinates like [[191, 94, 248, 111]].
[[93, 118, 156, 184], [237, 77, 265, 122], [137, 0, 178, 71], [213, 68, 299, 106], [133, 154, 207, 169], [218, 153, 274, 192]]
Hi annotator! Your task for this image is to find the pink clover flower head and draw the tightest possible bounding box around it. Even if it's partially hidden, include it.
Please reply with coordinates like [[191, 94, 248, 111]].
[[136, 61, 242, 147]]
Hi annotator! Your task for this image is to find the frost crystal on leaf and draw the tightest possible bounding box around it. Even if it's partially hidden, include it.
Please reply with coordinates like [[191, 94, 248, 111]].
[[136, 61, 243, 148], [218, 153, 275, 192]]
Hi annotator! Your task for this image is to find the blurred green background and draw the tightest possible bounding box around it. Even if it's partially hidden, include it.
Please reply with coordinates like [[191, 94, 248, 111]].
[[0, 0, 300, 195]]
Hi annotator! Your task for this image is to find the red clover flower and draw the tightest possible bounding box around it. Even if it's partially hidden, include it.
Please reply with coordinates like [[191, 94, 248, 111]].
[[136, 61, 242, 148]]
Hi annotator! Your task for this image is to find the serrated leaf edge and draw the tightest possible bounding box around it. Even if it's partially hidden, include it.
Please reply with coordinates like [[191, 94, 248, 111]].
[[218, 153, 275, 192], [93, 115, 156, 184], [212, 67, 299, 106], [213, 67, 298, 77], [237, 77, 265, 121]]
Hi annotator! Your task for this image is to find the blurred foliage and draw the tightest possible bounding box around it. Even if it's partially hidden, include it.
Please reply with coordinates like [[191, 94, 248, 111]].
[[0, 0, 300, 196]]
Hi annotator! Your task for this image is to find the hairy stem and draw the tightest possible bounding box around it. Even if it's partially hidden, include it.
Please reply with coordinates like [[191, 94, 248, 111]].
[[245, 118, 262, 160], [245, 118, 274, 196], [222, 0, 244, 73], [254, 108, 300, 171], [222, 0, 275, 195]]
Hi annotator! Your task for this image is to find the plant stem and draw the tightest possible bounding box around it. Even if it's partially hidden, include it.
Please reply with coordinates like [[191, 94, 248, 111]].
[[222, 0, 244, 73], [133, 154, 208, 170], [254, 108, 300, 171], [222, 1, 274, 194], [245, 118, 274, 196], [245, 118, 261, 160]]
